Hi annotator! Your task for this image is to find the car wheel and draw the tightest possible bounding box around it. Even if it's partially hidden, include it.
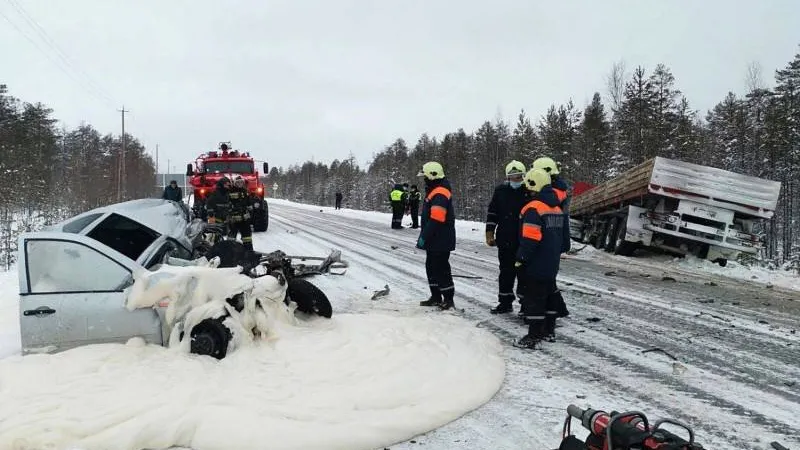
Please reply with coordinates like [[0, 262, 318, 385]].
[[189, 317, 232, 359], [287, 278, 332, 318]]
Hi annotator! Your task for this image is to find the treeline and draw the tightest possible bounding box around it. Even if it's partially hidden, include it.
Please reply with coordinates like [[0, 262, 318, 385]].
[[269, 47, 800, 268], [0, 84, 156, 269]]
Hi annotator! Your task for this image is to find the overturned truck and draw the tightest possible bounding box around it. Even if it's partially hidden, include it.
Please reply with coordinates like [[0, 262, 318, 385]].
[[569, 157, 782, 266]]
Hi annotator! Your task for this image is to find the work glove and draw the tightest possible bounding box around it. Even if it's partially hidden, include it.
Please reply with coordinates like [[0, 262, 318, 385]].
[[485, 231, 496, 247], [416, 237, 425, 249], [243, 212, 251, 220]]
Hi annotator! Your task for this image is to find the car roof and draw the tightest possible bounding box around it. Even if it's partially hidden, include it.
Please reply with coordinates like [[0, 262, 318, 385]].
[[46, 199, 192, 240]]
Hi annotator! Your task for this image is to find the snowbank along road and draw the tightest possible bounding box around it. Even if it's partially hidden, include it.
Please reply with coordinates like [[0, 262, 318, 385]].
[[269, 200, 800, 450]]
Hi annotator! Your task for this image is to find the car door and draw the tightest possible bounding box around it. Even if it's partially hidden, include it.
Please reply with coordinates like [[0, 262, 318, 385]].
[[18, 232, 161, 354]]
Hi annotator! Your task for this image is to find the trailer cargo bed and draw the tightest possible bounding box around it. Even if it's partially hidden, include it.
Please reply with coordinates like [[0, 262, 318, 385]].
[[570, 157, 781, 220]]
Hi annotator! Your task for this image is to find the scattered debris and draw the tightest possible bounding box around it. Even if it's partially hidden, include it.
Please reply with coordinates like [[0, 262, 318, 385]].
[[608, 287, 617, 292], [642, 347, 679, 361], [704, 281, 718, 286], [371, 284, 390, 300], [452, 274, 483, 279], [639, 273, 651, 278], [766, 283, 774, 289], [566, 244, 588, 255], [672, 362, 688, 376], [390, 245, 399, 250], [784, 381, 796, 387], [576, 394, 587, 399], [661, 276, 677, 282], [771, 441, 790, 450], [698, 299, 715, 304], [586, 317, 601, 323], [604, 271, 617, 276], [762, 302, 772, 306], [698, 312, 731, 322], [758, 319, 769, 325]]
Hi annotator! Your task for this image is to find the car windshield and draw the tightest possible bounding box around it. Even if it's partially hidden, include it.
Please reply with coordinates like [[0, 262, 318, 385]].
[[86, 213, 161, 261], [203, 161, 254, 173]]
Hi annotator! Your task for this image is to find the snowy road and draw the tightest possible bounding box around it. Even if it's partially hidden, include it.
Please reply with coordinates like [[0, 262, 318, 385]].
[[267, 200, 800, 450]]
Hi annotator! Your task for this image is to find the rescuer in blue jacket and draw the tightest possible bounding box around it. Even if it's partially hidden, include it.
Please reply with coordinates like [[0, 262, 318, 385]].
[[415, 161, 457, 310], [515, 168, 565, 349], [533, 156, 571, 318]]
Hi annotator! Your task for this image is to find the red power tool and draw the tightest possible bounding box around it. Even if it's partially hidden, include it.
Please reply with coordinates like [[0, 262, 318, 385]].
[[557, 404, 705, 450]]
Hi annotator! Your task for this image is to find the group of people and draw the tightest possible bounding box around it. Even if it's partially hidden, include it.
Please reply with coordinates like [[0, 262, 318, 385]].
[[202, 176, 257, 251], [411, 157, 570, 349], [389, 183, 423, 229]]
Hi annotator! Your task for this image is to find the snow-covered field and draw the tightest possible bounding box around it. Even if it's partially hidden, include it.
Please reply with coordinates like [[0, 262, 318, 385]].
[[1, 199, 799, 449]]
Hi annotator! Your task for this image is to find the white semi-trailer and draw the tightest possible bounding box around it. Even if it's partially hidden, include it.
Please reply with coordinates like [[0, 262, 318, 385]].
[[569, 157, 782, 266]]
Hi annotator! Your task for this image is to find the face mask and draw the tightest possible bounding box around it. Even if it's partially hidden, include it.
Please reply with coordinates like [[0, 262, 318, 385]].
[[509, 180, 522, 189]]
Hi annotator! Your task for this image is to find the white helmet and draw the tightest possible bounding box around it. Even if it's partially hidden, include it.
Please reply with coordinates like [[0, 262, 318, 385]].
[[532, 156, 560, 175], [505, 160, 526, 177], [524, 168, 551, 193], [417, 161, 445, 180], [233, 175, 245, 188]]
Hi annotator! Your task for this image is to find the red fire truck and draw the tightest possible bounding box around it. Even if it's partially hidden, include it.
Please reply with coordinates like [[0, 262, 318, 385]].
[[186, 142, 269, 231]]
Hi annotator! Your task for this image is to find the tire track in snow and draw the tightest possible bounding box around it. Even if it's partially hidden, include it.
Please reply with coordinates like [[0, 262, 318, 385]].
[[278, 206, 800, 381], [270, 206, 800, 447]]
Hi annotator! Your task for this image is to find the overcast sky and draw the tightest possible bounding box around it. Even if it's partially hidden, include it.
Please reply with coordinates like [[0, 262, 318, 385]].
[[2, 0, 799, 173]]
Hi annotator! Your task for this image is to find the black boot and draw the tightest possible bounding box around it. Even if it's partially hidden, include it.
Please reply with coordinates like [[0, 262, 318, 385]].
[[516, 320, 545, 349], [420, 296, 442, 307], [490, 303, 513, 314], [439, 291, 455, 310], [545, 313, 557, 342]]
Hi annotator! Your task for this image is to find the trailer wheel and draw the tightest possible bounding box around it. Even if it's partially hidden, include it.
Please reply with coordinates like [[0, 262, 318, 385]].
[[287, 278, 333, 318], [613, 216, 636, 257], [592, 221, 608, 249]]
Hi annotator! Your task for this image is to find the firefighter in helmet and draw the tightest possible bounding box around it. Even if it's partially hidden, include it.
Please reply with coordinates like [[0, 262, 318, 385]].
[[227, 175, 254, 251], [515, 167, 565, 349], [206, 177, 232, 225], [532, 156, 571, 318], [416, 161, 457, 310], [485, 160, 530, 314]]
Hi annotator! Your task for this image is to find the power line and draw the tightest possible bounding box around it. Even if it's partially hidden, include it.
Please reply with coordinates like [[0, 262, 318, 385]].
[[0, 1, 116, 108], [7, 0, 115, 105]]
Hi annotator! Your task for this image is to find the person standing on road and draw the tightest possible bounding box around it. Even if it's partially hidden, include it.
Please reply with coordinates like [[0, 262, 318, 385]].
[[533, 156, 571, 319], [485, 160, 530, 315], [162, 180, 183, 202], [515, 168, 565, 349], [408, 184, 422, 229], [227, 176, 254, 251], [390, 183, 406, 229], [335, 191, 343, 210], [206, 177, 232, 228], [416, 161, 457, 310]]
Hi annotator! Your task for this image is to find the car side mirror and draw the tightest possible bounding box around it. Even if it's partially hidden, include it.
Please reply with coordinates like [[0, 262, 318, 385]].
[[263, 162, 269, 174], [186, 163, 194, 176]]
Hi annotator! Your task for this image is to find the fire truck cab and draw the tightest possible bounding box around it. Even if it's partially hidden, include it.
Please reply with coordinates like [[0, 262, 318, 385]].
[[186, 142, 269, 232]]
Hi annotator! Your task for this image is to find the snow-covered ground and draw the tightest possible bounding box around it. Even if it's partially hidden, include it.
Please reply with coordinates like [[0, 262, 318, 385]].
[[1, 199, 799, 449]]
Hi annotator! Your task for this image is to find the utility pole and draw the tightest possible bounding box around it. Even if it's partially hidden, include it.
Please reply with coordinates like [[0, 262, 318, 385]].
[[117, 106, 129, 201]]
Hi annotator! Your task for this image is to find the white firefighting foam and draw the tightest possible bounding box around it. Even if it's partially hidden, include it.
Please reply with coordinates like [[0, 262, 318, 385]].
[[0, 263, 505, 450]]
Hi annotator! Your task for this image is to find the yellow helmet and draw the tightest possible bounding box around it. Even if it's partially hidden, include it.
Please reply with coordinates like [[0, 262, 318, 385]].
[[417, 161, 445, 180], [533, 156, 560, 175], [504, 160, 526, 177], [524, 168, 551, 192]]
